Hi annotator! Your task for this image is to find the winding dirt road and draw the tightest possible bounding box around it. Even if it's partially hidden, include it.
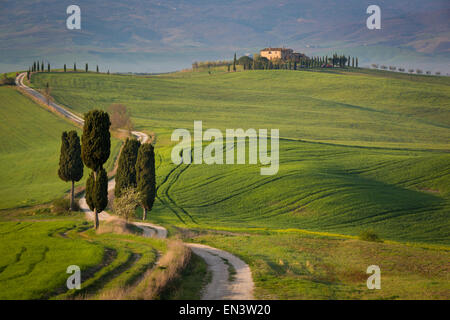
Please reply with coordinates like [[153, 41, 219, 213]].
[[16, 72, 254, 300]]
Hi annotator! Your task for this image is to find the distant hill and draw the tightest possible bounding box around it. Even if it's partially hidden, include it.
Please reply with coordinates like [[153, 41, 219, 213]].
[[1, 0, 449, 73]]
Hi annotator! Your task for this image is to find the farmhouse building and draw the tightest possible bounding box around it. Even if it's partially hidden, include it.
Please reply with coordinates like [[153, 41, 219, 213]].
[[260, 48, 305, 62]]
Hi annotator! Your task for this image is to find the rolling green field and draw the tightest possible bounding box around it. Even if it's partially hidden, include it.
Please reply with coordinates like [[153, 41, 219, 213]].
[[0, 214, 165, 299], [1, 67, 448, 300], [31, 69, 450, 244], [31, 69, 450, 149], [0, 86, 121, 209]]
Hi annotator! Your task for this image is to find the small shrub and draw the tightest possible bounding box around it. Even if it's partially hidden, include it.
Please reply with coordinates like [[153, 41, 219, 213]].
[[359, 230, 383, 243], [51, 198, 80, 214], [0, 74, 15, 86]]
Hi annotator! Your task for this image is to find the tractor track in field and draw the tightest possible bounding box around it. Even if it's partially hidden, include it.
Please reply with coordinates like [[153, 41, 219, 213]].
[[16, 72, 255, 300]]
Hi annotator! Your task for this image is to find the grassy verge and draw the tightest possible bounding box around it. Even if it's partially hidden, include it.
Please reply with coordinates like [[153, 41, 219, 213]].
[[160, 252, 211, 300]]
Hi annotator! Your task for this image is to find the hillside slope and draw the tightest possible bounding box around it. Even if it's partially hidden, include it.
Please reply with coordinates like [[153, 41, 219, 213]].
[[30, 69, 450, 244]]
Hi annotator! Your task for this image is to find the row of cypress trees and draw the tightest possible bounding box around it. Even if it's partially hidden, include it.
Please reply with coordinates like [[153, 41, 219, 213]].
[[229, 53, 359, 72], [58, 110, 156, 228], [28, 61, 102, 76]]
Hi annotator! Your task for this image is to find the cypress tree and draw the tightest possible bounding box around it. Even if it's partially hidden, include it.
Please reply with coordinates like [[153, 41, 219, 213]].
[[115, 138, 141, 198], [93, 168, 108, 213], [85, 168, 108, 214], [135, 143, 156, 220], [48, 63, 50, 72], [96, 65, 99, 73], [356, 57, 359, 68], [85, 171, 95, 211], [85, 63, 88, 72], [58, 131, 84, 211], [41, 61, 44, 72], [352, 57, 355, 67], [82, 110, 111, 228], [348, 56, 351, 67], [74, 63, 77, 72], [64, 64, 67, 72], [233, 53, 237, 72]]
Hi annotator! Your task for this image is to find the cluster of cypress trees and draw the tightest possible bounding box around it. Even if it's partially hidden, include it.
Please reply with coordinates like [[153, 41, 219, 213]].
[[58, 110, 156, 227], [115, 138, 156, 221]]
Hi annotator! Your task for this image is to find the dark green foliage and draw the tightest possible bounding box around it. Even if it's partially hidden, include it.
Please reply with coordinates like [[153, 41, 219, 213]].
[[359, 230, 383, 242], [48, 63, 50, 72], [85, 63, 88, 72], [74, 63, 77, 72], [96, 65, 99, 73], [58, 131, 83, 183], [41, 62, 44, 72], [233, 53, 237, 72], [81, 110, 111, 171], [136, 143, 156, 218], [85, 171, 95, 211], [238, 55, 252, 66], [93, 168, 108, 212], [58, 130, 83, 209], [64, 64, 66, 72], [115, 138, 141, 198], [85, 168, 108, 213]]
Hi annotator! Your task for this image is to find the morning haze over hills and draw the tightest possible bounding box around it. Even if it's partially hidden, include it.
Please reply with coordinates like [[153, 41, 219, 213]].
[[1, 0, 449, 73]]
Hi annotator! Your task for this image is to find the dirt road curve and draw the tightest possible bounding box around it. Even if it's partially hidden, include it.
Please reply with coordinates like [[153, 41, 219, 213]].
[[187, 243, 254, 300], [16, 72, 254, 300]]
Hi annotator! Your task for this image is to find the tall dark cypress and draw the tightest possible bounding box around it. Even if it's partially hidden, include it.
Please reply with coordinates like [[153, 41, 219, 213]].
[[82, 110, 111, 228], [58, 131, 84, 211], [135, 143, 156, 220], [233, 53, 237, 72], [93, 168, 108, 213], [64, 64, 67, 72], [115, 138, 141, 198]]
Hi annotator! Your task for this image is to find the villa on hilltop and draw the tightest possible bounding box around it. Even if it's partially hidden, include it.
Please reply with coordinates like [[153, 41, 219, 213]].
[[260, 48, 306, 62]]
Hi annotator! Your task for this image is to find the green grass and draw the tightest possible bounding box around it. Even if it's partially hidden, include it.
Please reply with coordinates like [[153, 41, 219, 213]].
[[0, 216, 103, 299], [188, 230, 450, 300], [31, 69, 450, 149], [0, 212, 166, 300], [0, 86, 121, 209], [30, 69, 450, 244]]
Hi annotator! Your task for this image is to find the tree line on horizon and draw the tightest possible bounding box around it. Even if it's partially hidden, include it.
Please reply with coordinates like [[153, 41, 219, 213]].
[[27, 60, 108, 80], [193, 52, 359, 72], [58, 109, 155, 229]]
